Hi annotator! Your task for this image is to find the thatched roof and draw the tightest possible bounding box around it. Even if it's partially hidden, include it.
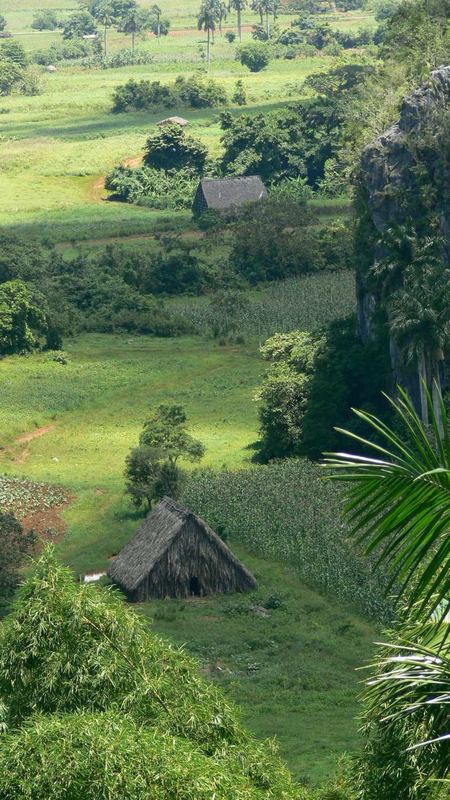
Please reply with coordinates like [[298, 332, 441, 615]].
[[108, 497, 256, 596], [197, 176, 267, 211], [157, 116, 189, 127]]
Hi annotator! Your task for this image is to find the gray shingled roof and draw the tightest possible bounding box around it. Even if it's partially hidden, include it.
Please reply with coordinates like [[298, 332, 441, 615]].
[[107, 496, 255, 593], [200, 176, 267, 210]]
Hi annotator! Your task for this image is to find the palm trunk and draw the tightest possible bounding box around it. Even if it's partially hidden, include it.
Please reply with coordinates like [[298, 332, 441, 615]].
[[131, 30, 135, 51], [431, 352, 445, 436], [259, 9, 263, 25], [237, 8, 242, 42], [207, 27, 211, 68], [104, 24, 108, 56], [418, 350, 429, 427], [266, 12, 270, 38]]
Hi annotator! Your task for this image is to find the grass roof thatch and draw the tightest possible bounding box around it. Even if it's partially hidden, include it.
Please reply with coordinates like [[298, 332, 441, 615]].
[[108, 497, 256, 599]]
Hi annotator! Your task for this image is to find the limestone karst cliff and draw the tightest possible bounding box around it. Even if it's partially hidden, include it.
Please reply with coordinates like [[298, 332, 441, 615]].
[[356, 66, 450, 411]]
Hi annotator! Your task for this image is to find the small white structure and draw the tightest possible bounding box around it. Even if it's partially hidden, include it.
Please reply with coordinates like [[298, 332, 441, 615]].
[[47, 65, 57, 73], [83, 571, 106, 584]]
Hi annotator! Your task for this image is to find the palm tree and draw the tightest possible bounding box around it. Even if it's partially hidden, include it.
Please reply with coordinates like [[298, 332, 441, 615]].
[[389, 255, 450, 432], [151, 4, 162, 40], [229, 0, 247, 42], [325, 388, 450, 772], [120, 7, 148, 51], [218, 1, 228, 35], [251, 0, 264, 26], [95, 0, 116, 56], [197, 0, 220, 68], [325, 386, 450, 615]]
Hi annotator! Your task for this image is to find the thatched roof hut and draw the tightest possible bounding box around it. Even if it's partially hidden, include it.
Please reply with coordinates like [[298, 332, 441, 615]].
[[157, 116, 189, 127], [107, 497, 256, 602], [192, 176, 267, 216]]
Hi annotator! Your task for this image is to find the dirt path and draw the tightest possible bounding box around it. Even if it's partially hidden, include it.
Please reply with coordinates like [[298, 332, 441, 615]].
[[15, 425, 55, 446]]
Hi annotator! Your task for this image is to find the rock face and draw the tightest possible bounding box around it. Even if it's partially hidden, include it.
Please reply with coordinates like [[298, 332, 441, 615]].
[[357, 66, 450, 402]]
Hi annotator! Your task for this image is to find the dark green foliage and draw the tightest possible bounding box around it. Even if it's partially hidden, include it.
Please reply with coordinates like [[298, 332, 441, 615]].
[[379, 0, 450, 80], [175, 74, 227, 107], [112, 74, 227, 112], [236, 42, 270, 71], [182, 460, 391, 620], [256, 318, 391, 461], [225, 30, 236, 42], [0, 512, 35, 605], [0, 60, 23, 96], [125, 405, 205, 507], [232, 79, 247, 105], [220, 110, 307, 183], [0, 39, 28, 67], [0, 551, 299, 798], [0, 15, 6, 32], [33, 39, 100, 65], [144, 125, 208, 174], [63, 10, 98, 39], [112, 78, 176, 111], [31, 10, 59, 30], [0, 281, 48, 355], [105, 165, 197, 209], [230, 200, 320, 282]]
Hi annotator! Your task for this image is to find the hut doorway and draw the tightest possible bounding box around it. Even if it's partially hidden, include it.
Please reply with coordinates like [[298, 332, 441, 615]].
[[189, 576, 201, 596]]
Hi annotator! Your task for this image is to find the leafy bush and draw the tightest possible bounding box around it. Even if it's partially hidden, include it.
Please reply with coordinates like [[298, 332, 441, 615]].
[[105, 165, 197, 209], [33, 39, 100, 65], [112, 74, 227, 113], [225, 30, 236, 43], [256, 317, 392, 461], [236, 42, 270, 71], [0, 512, 35, 606], [182, 460, 391, 621], [98, 46, 154, 69], [175, 74, 227, 108], [31, 10, 59, 30], [0, 15, 6, 32], [0, 551, 298, 797], [0, 39, 28, 68], [63, 10, 97, 39], [144, 125, 208, 174]]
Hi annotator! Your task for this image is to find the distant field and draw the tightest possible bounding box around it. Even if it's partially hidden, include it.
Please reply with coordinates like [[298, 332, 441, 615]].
[[0, 0, 373, 242]]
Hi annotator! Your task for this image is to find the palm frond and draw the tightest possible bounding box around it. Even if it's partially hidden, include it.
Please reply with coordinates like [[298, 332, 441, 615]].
[[324, 385, 450, 615]]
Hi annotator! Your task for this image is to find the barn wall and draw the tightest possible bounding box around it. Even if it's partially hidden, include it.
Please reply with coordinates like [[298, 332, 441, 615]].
[[139, 520, 255, 600]]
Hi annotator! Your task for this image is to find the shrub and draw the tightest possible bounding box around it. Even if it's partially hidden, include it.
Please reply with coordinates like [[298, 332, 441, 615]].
[[236, 42, 270, 72], [112, 78, 176, 112], [0, 551, 299, 795], [0, 39, 28, 68], [105, 165, 197, 209], [99, 47, 154, 69], [63, 10, 97, 39], [0, 15, 6, 32], [225, 30, 236, 43], [232, 79, 247, 105], [175, 74, 227, 108], [0, 60, 23, 96], [31, 10, 59, 30], [144, 125, 208, 174], [33, 39, 99, 65], [19, 66, 44, 97], [112, 75, 227, 113]]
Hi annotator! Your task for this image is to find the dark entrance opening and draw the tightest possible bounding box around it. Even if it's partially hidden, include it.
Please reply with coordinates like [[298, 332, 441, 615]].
[[190, 576, 201, 596]]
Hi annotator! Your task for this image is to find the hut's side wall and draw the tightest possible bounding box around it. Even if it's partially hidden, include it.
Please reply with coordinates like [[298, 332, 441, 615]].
[[135, 520, 255, 600]]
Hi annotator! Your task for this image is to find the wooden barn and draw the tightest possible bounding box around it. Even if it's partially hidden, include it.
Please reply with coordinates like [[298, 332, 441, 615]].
[[192, 175, 267, 216], [107, 496, 256, 602]]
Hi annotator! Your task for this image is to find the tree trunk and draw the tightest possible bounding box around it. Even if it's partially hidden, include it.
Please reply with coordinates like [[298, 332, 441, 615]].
[[131, 30, 135, 51], [266, 12, 270, 38], [104, 24, 108, 56], [207, 27, 211, 68], [418, 350, 429, 427], [259, 9, 263, 25], [431, 353, 445, 436], [157, 20, 161, 39], [237, 8, 242, 42]]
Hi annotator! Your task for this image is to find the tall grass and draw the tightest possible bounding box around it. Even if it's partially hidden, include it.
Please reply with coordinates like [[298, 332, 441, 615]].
[[173, 270, 356, 339], [183, 460, 391, 622]]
